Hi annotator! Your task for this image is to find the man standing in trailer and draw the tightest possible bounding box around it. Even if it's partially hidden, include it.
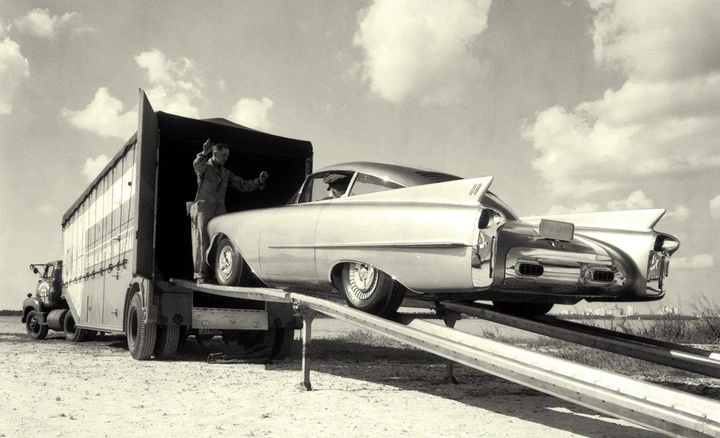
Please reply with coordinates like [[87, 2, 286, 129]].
[[188, 138, 269, 284]]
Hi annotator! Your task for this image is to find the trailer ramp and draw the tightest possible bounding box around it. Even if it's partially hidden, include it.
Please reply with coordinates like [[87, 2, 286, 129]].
[[433, 301, 720, 379], [170, 281, 720, 437]]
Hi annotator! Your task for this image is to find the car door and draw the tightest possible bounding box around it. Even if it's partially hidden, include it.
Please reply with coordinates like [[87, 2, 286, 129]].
[[258, 172, 351, 285]]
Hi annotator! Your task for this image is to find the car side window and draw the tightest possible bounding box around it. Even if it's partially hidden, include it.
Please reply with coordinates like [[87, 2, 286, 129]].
[[298, 172, 357, 203], [349, 173, 403, 196]]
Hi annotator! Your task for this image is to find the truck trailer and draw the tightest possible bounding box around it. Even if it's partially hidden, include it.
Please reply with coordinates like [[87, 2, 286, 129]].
[[22, 89, 313, 360]]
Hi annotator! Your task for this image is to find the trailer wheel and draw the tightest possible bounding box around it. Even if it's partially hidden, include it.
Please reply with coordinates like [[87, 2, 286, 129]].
[[269, 328, 295, 360], [154, 325, 180, 360], [215, 237, 244, 286], [126, 292, 156, 360], [235, 330, 275, 357], [64, 312, 88, 343], [25, 310, 48, 340]]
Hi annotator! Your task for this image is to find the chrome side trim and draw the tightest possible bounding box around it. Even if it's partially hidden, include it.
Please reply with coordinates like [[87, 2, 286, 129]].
[[268, 241, 469, 249]]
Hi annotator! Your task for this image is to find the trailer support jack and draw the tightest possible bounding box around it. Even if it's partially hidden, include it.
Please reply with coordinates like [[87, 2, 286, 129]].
[[297, 306, 318, 391]]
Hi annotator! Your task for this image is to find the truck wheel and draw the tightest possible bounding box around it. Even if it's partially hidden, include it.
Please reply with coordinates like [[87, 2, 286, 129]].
[[269, 328, 295, 360], [25, 310, 48, 340], [340, 263, 406, 317], [154, 325, 180, 360], [215, 237, 244, 286], [126, 292, 156, 360], [64, 312, 88, 343], [237, 330, 275, 357]]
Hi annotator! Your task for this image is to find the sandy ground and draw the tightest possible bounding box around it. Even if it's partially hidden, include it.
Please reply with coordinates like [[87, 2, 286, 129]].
[[0, 317, 714, 438]]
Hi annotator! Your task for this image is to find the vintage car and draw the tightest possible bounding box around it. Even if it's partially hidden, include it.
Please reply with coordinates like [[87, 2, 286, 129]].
[[205, 162, 680, 317]]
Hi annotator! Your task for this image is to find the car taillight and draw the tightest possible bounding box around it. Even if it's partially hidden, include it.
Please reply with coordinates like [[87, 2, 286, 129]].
[[654, 235, 680, 254], [478, 209, 505, 229]]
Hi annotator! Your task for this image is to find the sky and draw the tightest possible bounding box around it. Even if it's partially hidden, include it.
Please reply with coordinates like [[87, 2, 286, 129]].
[[1, 0, 719, 313]]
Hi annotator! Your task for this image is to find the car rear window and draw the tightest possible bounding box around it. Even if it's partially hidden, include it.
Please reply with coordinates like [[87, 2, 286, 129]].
[[414, 171, 462, 183]]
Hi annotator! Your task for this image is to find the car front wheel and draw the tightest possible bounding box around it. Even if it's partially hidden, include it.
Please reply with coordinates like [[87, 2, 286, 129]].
[[340, 262, 405, 317], [215, 237, 244, 286]]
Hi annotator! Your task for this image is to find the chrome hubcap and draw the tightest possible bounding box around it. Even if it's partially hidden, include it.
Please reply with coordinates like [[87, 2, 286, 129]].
[[346, 263, 378, 302], [218, 247, 234, 280]]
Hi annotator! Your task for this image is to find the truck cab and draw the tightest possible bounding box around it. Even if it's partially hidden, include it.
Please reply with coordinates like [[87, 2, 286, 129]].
[[22, 261, 68, 339]]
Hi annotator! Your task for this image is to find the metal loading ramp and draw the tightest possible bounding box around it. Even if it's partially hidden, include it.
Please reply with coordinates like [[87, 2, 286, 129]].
[[170, 281, 720, 437]]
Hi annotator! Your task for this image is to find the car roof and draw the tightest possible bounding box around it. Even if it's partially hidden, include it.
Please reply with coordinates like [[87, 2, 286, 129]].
[[314, 161, 462, 187]]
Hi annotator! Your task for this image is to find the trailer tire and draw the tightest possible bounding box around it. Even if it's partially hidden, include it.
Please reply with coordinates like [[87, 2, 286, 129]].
[[269, 328, 295, 360], [154, 325, 180, 360], [126, 292, 156, 360], [25, 310, 48, 340], [64, 312, 88, 343]]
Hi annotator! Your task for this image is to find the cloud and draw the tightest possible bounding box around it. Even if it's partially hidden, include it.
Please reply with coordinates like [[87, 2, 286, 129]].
[[665, 205, 691, 222], [38, 205, 53, 215], [61, 50, 206, 137], [0, 35, 30, 115], [135, 49, 205, 118], [672, 254, 715, 270], [353, 0, 491, 104], [82, 154, 110, 183], [607, 190, 653, 211], [546, 203, 602, 215], [228, 98, 273, 131], [710, 194, 720, 219], [544, 193, 689, 221], [13, 8, 81, 38], [523, 0, 720, 197], [60, 87, 137, 139]]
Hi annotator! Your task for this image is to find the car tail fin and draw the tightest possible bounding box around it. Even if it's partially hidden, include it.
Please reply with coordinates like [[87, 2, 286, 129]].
[[521, 209, 667, 231]]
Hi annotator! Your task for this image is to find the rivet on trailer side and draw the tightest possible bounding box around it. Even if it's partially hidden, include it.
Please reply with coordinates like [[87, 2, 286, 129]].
[[23, 89, 313, 360]]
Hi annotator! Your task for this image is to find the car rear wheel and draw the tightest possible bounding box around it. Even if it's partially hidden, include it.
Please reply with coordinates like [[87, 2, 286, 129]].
[[215, 237, 244, 286], [492, 301, 554, 316], [26, 310, 48, 340], [340, 262, 405, 317]]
